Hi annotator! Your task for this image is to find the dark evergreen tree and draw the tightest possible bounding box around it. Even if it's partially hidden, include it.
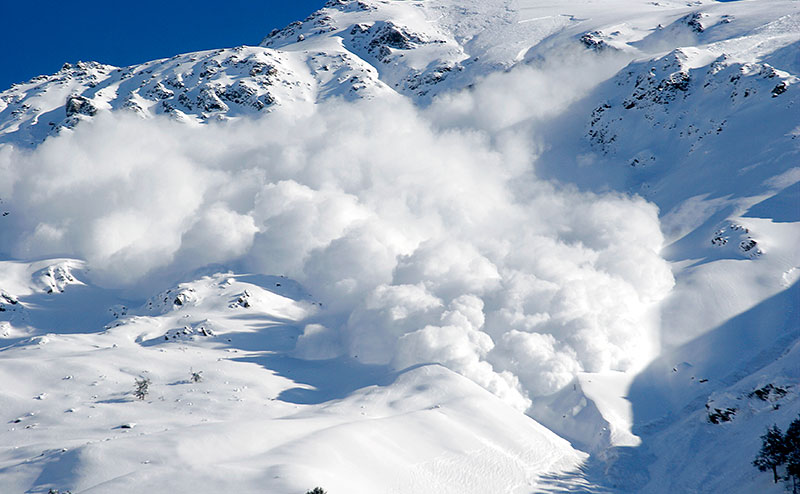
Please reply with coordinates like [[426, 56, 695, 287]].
[[754, 424, 788, 483], [785, 416, 800, 493], [305, 488, 326, 494]]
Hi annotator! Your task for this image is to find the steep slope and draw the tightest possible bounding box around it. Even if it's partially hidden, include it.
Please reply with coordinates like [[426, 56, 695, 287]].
[[528, 3, 800, 491], [623, 283, 800, 493]]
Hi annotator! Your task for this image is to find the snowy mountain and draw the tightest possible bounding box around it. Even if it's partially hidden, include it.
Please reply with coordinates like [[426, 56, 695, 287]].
[[1, 0, 798, 493]]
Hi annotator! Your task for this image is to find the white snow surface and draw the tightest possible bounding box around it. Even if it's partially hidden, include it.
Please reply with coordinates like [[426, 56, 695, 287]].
[[0, 269, 583, 493], [1, 0, 799, 493]]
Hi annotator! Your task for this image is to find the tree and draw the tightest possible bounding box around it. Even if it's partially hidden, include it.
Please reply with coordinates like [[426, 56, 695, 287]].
[[134, 377, 151, 400], [754, 425, 788, 483], [305, 488, 326, 494], [786, 416, 800, 493]]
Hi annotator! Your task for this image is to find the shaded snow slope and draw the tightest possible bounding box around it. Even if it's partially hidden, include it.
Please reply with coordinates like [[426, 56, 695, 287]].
[[623, 282, 800, 493]]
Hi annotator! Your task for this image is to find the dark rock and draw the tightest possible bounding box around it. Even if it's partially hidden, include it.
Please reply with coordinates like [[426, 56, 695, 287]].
[[580, 31, 612, 52], [685, 12, 706, 33], [771, 82, 787, 97], [65, 95, 97, 117], [706, 406, 736, 424]]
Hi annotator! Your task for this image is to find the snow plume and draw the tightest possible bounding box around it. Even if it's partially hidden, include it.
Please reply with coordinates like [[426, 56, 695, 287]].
[[0, 64, 673, 408], [425, 44, 632, 134]]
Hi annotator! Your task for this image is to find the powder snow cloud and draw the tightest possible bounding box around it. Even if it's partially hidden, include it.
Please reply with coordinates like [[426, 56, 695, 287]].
[[0, 57, 674, 408]]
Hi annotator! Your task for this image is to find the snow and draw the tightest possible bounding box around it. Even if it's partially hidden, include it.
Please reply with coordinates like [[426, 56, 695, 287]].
[[1, 0, 799, 492], [0, 268, 584, 494]]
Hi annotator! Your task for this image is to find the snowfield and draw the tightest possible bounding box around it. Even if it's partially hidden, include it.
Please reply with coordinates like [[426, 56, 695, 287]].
[[0, 269, 584, 493], [0, 0, 798, 493]]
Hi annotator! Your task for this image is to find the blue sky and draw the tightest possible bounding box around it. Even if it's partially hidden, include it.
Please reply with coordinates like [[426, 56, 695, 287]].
[[0, 1, 323, 90]]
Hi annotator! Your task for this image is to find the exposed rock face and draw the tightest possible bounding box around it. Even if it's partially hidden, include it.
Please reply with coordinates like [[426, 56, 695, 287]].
[[683, 12, 707, 34], [0, 291, 20, 312], [0, 44, 389, 145], [36, 262, 79, 293], [580, 31, 614, 52], [587, 49, 798, 156], [65, 95, 97, 117]]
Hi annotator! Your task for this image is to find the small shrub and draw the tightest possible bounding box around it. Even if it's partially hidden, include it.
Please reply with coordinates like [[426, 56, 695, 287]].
[[190, 370, 203, 383], [134, 377, 151, 400]]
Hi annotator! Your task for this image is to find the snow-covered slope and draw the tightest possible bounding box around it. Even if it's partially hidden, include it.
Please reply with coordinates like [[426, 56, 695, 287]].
[[1, 0, 798, 493], [0, 266, 585, 494], [0, 45, 392, 147], [8, 0, 797, 146]]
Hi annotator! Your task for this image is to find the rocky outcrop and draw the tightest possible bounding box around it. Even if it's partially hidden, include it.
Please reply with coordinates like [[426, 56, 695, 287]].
[[587, 49, 798, 156]]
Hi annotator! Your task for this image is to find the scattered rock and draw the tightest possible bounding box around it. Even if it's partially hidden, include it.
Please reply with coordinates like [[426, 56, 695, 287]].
[[580, 31, 614, 52], [748, 383, 789, 403], [232, 290, 252, 309], [706, 404, 736, 424], [683, 12, 707, 33], [36, 262, 79, 294]]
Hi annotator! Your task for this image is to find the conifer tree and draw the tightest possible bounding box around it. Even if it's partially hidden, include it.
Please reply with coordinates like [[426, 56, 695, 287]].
[[785, 416, 800, 493], [754, 425, 788, 483]]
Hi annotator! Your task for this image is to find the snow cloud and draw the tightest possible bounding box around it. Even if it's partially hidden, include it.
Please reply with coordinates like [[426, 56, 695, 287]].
[[0, 56, 674, 408]]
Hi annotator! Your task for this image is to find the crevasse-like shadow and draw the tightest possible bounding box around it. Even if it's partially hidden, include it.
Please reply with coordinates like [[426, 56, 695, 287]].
[[628, 281, 799, 429], [18, 447, 82, 494], [536, 282, 799, 493], [614, 281, 800, 491]]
